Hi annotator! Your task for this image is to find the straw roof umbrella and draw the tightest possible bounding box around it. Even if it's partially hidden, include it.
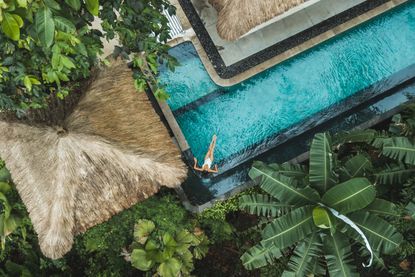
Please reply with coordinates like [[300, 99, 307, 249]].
[[208, 0, 227, 12], [212, 0, 305, 41], [0, 60, 187, 259]]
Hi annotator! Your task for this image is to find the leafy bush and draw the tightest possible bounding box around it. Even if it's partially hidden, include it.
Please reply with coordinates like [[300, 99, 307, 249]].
[[1, 183, 197, 276], [127, 219, 209, 277], [197, 196, 239, 244], [0, 0, 177, 115], [71, 193, 195, 276], [240, 133, 404, 276]]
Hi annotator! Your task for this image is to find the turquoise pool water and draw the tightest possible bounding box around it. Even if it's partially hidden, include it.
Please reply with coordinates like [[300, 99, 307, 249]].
[[159, 2, 415, 165]]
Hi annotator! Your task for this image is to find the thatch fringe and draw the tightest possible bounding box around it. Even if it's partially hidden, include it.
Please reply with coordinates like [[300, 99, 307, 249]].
[[0, 60, 187, 259], [212, 0, 305, 41], [208, 0, 227, 12]]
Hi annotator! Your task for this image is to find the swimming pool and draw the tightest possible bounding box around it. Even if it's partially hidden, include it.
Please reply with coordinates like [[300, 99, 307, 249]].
[[160, 2, 415, 173]]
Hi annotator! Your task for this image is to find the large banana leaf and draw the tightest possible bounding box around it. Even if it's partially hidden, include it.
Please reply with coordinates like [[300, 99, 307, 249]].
[[309, 257, 326, 277], [371, 132, 392, 149], [282, 232, 322, 277], [382, 137, 415, 165], [239, 194, 292, 217], [268, 163, 308, 180], [324, 232, 359, 277], [363, 198, 399, 217], [309, 133, 338, 194], [339, 154, 373, 181], [240, 243, 282, 270], [312, 206, 336, 235], [333, 129, 377, 145], [261, 206, 316, 248], [347, 212, 403, 254], [374, 163, 415, 185], [321, 178, 375, 214], [249, 162, 320, 206], [406, 200, 415, 220]]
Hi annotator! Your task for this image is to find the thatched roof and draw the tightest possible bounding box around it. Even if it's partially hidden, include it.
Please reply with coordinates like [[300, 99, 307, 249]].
[[0, 61, 187, 259], [211, 0, 305, 41], [208, 0, 227, 12]]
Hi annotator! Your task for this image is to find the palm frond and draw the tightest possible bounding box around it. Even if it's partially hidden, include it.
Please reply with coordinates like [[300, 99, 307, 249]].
[[381, 137, 415, 165], [374, 163, 415, 185], [321, 178, 376, 214], [240, 243, 282, 270], [249, 162, 320, 206], [268, 163, 308, 180], [324, 232, 359, 277], [239, 194, 292, 217], [309, 133, 338, 194], [282, 232, 322, 276], [339, 154, 373, 181], [363, 198, 400, 218], [261, 206, 316, 248], [347, 212, 403, 254], [406, 200, 415, 220]]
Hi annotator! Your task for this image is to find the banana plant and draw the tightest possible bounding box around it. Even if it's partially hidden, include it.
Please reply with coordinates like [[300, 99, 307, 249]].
[[127, 219, 209, 277], [240, 133, 403, 276], [332, 104, 415, 186]]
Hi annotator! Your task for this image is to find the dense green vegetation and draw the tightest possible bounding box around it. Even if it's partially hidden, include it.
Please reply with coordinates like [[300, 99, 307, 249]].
[[240, 137, 403, 275], [0, 104, 415, 276], [238, 103, 415, 276], [0, 0, 176, 115], [1, 0, 415, 274], [128, 219, 209, 276]]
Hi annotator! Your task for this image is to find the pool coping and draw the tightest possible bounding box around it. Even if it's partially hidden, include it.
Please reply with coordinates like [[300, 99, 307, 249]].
[[173, 0, 407, 87]]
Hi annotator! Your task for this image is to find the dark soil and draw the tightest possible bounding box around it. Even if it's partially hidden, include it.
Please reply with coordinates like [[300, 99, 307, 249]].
[[194, 211, 260, 277], [193, 241, 259, 277]]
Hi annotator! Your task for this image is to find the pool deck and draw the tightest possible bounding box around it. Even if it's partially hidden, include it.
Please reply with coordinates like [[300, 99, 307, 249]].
[[169, 0, 408, 87], [191, 0, 366, 66], [162, 0, 409, 161]]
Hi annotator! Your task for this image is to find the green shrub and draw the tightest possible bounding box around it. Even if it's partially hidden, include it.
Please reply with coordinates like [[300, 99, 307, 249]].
[[128, 219, 209, 277], [0, 0, 176, 115], [71, 193, 196, 276], [240, 133, 404, 275]]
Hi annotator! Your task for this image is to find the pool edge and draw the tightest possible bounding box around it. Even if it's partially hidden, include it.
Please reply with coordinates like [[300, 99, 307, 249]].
[[176, 98, 415, 213], [172, 0, 408, 87]]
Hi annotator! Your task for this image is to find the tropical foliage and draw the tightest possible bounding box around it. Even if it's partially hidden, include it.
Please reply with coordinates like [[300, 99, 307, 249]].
[[0, 165, 27, 251], [332, 103, 415, 188], [0, 0, 177, 115], [0, 185, 208, 276], [239, 132, 406, 276], [127, 219, 209, 277]]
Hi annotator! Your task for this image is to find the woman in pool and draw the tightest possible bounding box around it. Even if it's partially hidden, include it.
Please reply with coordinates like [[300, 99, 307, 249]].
[[193, 135, 218, 173]]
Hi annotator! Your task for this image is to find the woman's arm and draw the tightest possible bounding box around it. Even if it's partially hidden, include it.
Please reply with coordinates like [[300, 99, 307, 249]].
[[208, 165, 219, 173], [193, 158, 203, 172]]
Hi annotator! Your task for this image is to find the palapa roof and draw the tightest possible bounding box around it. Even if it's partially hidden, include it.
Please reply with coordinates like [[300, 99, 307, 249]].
[[209, 0, 306, 41], [208, 0, 227, 12], [0, 60, 187, 259]]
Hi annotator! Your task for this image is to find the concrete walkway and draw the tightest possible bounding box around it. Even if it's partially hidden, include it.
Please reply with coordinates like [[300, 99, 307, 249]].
[[191, 0, 366, 66]]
